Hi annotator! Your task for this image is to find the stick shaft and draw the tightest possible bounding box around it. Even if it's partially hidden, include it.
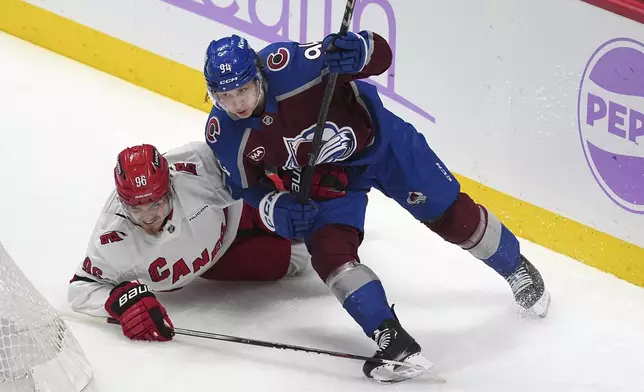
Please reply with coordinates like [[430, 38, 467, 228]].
[[102, 317, 427, 371], [297, 0, 356, 202]]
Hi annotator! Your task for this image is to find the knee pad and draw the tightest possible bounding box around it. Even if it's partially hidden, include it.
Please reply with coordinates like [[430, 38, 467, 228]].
[[424, 192, 503, 258]]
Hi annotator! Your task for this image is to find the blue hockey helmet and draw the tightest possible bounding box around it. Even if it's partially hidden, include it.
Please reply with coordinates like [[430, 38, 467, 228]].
[[204, 35, 259, 96]]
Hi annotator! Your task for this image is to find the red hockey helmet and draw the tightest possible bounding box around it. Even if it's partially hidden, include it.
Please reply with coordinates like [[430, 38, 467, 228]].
[[114, 144, 170, 206]]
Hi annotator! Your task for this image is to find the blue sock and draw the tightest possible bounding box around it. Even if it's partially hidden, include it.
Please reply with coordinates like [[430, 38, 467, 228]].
[[482, 225, 521, 278], [342, 280, 395, 336]]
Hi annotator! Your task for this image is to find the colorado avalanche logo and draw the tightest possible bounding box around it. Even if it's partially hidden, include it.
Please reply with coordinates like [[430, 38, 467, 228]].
[[206, 116, 221, 143], [282, 121, 357, 170], [406, 192, 427, 206]]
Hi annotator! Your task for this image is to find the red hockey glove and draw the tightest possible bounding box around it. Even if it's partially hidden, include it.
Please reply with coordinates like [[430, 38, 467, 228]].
[[105, 282, 174, 342], [282, 166, 348, 200]]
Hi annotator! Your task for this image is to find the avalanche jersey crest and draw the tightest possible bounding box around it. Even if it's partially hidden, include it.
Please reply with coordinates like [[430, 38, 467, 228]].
[[282, 121, 357, 169]]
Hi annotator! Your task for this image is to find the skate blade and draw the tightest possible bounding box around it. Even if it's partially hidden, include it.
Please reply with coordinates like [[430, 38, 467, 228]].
[[519, 289, 551, 318], [372, 354, 444, 384]]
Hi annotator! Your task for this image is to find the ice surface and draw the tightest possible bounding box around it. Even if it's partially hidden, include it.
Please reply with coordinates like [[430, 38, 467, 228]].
[[0, 31, 642, 392]]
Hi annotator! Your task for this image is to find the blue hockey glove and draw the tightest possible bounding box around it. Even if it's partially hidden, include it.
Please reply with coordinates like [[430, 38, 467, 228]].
[[259, 191, 318, 239], [322, 31, 369, 74]]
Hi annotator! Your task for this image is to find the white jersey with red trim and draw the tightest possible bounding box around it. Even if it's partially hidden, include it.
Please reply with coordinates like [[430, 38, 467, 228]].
[[68, 141, 242, 316]]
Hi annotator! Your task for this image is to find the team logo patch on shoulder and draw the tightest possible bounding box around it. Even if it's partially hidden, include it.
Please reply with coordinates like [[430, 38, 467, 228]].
[[267, 47, 290, 72], [99, 231, 127, 245], [247, 146, 266, 162], [206, 116, 221, 143]]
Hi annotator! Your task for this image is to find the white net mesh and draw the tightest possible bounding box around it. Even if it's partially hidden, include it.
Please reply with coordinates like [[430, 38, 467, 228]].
[[0, 242, 93, 392]]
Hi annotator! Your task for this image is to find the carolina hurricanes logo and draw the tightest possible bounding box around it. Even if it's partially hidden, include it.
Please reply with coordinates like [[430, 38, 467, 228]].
[[206, 116, 221, 143], [247, 146, 266, 162], [282, 121, 357, 170], [267, 48, 290, 72]]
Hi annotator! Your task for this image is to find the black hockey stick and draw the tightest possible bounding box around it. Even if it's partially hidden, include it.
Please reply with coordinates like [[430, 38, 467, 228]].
[[64, 312, 443, 381], [297, 0, 356, 203], [102, 316, 434, 374]]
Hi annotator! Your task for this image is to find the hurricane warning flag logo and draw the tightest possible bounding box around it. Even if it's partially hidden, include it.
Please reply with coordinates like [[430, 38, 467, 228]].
[[282, 121, 357, 170], [578, 38, 644, 213]]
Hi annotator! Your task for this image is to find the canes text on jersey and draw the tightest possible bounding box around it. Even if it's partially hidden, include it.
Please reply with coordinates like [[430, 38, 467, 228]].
[[148, 221, 227, 284]]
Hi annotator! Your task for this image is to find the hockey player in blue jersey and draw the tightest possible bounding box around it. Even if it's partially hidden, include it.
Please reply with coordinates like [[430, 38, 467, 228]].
[[201, 32, 551, 383]]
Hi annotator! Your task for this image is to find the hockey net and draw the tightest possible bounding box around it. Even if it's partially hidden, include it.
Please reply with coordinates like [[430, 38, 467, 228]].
[[0, 241, 93, 392]]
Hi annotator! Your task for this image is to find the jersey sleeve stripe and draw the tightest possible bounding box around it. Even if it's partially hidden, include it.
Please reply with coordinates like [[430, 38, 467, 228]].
[[69, 274, 99, 284], [275, 68, 329, 102], [238, 128, 252, 188], [362, 31, 375, 69]]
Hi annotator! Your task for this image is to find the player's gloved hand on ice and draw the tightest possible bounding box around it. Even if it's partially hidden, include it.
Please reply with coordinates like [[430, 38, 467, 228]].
[[105, 282, 174, 342], [322, 31, 369, 74], [282, 166, 348, 200], [259, 191, 318, 239]]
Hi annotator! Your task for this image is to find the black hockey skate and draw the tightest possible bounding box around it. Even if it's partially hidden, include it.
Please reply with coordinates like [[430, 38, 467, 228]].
[[363, 316, 433, 383], [506, 255, 551, 317]]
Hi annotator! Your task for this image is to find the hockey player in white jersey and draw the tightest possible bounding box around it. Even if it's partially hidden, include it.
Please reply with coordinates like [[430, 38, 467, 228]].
[[68, 141, 309, 342]]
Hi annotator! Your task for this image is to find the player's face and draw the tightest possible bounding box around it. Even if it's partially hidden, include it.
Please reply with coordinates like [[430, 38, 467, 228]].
[[216, 79, 261, 118], [124, 192, 172, 234]]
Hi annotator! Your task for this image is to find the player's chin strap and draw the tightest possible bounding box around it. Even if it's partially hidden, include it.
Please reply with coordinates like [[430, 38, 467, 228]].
[[249, 75, 265, 115]]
